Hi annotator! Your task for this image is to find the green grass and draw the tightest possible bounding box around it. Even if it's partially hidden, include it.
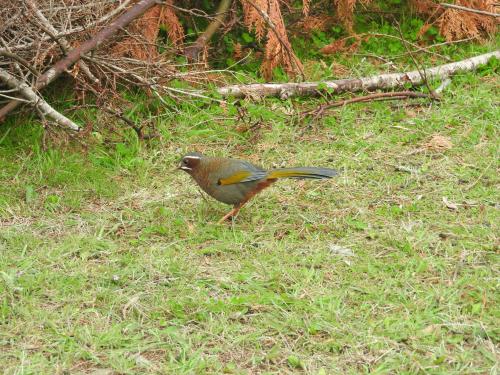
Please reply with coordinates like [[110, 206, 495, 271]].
[[0, 53, 499, 373]]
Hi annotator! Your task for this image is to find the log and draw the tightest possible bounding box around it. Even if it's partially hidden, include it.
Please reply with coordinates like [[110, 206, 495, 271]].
[[217, 51, 500, 98], [0, 0, 158, 122]]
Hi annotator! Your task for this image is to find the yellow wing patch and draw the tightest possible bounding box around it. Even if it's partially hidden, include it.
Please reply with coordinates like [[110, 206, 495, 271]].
[[267, 170, 311, 179], [218, 171, 252, 185]]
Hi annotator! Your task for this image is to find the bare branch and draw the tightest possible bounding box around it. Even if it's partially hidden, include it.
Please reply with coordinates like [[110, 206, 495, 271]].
[[395, 21, 438, 99], [0, 51, 40, 76], [439, 3, 499, 18], [302, 91, 433, 119], [184, 0, 233, 62], [0, 68, 79, 131]]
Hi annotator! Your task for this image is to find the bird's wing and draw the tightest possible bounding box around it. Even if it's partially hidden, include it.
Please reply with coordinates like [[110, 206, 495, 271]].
[[217, 161, 267, 185], [218, 170, 267, 185]]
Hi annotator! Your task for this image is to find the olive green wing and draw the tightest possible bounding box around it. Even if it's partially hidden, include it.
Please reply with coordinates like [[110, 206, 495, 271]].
[[217, 160, 267, 186]]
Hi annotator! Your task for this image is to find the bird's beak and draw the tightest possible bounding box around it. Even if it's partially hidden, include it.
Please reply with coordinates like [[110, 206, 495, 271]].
[[177, 162, 191, 171]]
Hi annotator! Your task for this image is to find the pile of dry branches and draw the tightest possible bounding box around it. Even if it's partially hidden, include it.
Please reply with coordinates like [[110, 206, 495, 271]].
[[0, 0, 193, 131]]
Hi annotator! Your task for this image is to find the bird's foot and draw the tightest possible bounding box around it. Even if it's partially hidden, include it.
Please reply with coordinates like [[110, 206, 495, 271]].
[[217, 205, 243, 224], [217, 210, 238, 224]]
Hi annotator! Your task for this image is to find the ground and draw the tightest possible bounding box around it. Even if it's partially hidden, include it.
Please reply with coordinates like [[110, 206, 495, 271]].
[[0, 50, 498, 373]]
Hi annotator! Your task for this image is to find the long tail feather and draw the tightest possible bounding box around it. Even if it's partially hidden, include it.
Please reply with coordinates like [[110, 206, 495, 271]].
[[267, 167, 338, 180]]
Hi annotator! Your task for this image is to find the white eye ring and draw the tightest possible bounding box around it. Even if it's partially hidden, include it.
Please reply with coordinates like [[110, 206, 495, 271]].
[[184, 155, 201, 161]]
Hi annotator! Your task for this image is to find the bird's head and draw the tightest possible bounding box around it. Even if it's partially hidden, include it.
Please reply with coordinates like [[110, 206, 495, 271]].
[[178, 152, 203, 175]]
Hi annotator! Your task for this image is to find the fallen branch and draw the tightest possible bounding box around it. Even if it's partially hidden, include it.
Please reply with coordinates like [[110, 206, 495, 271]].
[[302, 91, 432, 119], [0, 68, 79, 131], [184, 0, 232, 62], [439, 3, 500, 18], [0, 0, 158, 122], [217, 51, 499, 98]]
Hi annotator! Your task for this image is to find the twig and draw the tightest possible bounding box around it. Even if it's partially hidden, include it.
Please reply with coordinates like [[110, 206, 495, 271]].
[[184, 0, 233, 62], [335, 32, 451, 60], [439, 3, 500, 18], [100, 106, 141, 133], [0, 68, 79, 131], [92, 56, 225, 104], [395, 21, 438, 99], [0, 51, 40, 76], [466, 158, 495, 191], [0, 38, 29, 78], [434, 78, 451, 94], [387, 37, 477, 61], [0, 0, 158, 122], [165, 3, 212, 18], [302, 91, 432, 119], [93, 105, 157, 139]]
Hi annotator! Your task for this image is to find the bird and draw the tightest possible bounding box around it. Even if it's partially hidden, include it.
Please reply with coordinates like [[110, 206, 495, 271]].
[[178, 152, 338, 223]]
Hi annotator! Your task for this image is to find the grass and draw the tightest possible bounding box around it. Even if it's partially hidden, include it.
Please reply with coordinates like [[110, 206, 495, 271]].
[[0, 49, 499, 373]]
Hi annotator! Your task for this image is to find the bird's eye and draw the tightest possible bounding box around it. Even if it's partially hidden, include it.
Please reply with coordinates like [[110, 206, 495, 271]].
[[183, 159, 188, 165]]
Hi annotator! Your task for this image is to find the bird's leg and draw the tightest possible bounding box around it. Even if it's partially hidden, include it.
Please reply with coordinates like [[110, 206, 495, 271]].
[[217, 202, 247, 224], [216, 179, 278, 224]]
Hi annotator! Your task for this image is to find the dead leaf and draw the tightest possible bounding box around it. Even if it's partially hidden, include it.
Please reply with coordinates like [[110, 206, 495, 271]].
[[295, 15, 335, 33], [424, 135, 453, 152], [186, 221, 195, 233], [421, 324, 442, 336], [329, 244, 355, 265], [442, 196, 459, 210], [130, 353, 154, 369], [90, 370, 114, 375], [320, 36, 361, 55], [417, 23, 433, 39], [122, 294, 142, 319], [320, 39, 347, 55], [233, 42, 243, 59], [395, 165, 419, 174], [405, 108, 417, 118], [331, 62, 349, 77]]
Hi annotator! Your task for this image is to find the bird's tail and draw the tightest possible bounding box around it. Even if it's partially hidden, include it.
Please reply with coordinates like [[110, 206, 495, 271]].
[[267, 167, 338, 180]]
